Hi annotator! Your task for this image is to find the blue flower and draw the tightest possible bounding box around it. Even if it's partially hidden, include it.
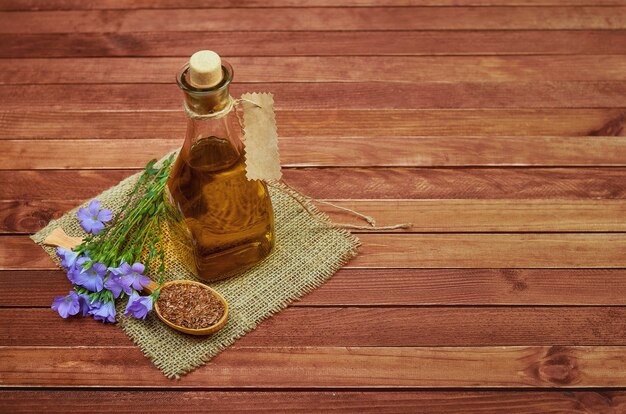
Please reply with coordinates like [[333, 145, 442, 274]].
[[77, 200, 113, 234], [66, 255, 89, 284], [124, 291, 153, 320], [73, 262, 107, 292], [77, 292, 92, 316], [56, 247, 80, 270], [104, 274, 130, 299], [89, 300, 116, 323], [110, 262, 150, 291], [51, 291, 80, 318]]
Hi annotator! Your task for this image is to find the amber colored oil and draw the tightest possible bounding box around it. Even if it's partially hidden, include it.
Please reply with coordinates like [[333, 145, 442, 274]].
[[168, 136, 275, 281]]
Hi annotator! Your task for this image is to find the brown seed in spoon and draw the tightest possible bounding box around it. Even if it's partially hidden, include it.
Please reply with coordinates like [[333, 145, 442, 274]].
[[157, 283, 225, 329]]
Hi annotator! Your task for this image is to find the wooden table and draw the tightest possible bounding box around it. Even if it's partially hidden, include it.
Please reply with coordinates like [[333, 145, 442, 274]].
[[1, 1, 626, 412]]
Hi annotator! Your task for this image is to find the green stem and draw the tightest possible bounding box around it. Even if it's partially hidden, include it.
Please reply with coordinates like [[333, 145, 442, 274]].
[[75, 157, 176, 274]]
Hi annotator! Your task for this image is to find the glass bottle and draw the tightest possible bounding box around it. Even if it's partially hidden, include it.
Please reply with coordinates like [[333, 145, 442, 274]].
[[167, 51, 275, 281]]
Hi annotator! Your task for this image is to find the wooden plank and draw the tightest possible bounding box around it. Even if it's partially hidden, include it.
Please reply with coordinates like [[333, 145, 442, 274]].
[[281, 168, 626, 200], [300, 269, 626, 306], [6, 268, 626, 307], [2, 31, 624, 58], [1, 8, 625, 33], [352, 233, 626, 268], [2, 83, 625, 110], [2, 390, 626, 414], [3, 168, 626, 201], [3, 56, 626, 84], [0, 170, 133, 201], [4, 136, 626, 169], [4, 0, 626, 10], [350, 233, 626, 268], [4, 307, 626, 347], [1, 109, 623, 139], [322, 200, 626, 233], [0, 200, 71, 234], [0, 200, 154, 234], [1, 345, 626, 387], [5, 233, 626, 270], [4, 199, 626, 234]]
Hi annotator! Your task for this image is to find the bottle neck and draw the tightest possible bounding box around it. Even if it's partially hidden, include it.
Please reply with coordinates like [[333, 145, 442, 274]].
[[177, 61, 233, 116], [176, 60, 243, 162]]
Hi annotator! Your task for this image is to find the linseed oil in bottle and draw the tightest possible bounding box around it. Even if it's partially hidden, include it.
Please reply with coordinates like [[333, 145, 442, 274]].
[[167, 51, 275, 281]]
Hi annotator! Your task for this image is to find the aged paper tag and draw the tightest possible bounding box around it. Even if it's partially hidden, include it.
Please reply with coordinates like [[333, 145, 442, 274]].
[[241, 92, 282, 181]]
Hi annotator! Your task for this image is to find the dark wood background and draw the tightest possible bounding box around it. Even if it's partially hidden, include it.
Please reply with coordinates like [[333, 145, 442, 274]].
[[1, 1, 626, 412]]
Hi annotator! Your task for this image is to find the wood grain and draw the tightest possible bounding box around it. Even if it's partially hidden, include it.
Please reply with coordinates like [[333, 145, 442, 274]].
[[4, 199, 626, 234], [1, 109, 623, 139], [319, 200, 626, 233], [0, 200, 71, 234], [3, 56, 626, 84], [4, 168, 626, 201], [4, 136, 626, 169], [2, 83, 625, 110], [2, 31, 625, 58], [6, 269, 626, 307], [2, 8, 624, 33], [2, 390, 626, 414], [4, 307, 626, 347], [5, 233, 626, 270], [3, 0, 626, 403], [4, 0, 626, 10], [351, 233, 626, 268], [282, 168, 626, 200], [2, 345, 626, 387]]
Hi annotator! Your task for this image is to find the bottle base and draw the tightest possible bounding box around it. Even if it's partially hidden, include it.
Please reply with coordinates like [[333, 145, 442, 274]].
[[194, 236, 274, 282]]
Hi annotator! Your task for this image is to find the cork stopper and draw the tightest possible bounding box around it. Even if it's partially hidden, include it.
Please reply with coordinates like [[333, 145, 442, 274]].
[[189, 50, 223, 89]]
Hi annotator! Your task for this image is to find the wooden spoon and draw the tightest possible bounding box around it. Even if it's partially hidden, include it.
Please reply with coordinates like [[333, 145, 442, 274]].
[[43, 227, 229, 335]]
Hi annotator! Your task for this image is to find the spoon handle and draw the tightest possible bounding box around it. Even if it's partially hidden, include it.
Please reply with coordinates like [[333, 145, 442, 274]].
[[43, 228, 161, 294], [143, 280, 160, 294], [44, 228, 83, 250]]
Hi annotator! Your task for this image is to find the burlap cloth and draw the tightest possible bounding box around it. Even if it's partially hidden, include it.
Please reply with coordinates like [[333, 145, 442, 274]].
[[31, 151, 360, 378]]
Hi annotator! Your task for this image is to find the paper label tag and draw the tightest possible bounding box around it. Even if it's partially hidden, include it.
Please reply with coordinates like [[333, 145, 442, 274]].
[[241, 92, 282, 181]]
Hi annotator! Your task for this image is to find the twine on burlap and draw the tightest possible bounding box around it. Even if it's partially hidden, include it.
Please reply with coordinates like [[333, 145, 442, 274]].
[[31, 150, 360, 378]]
